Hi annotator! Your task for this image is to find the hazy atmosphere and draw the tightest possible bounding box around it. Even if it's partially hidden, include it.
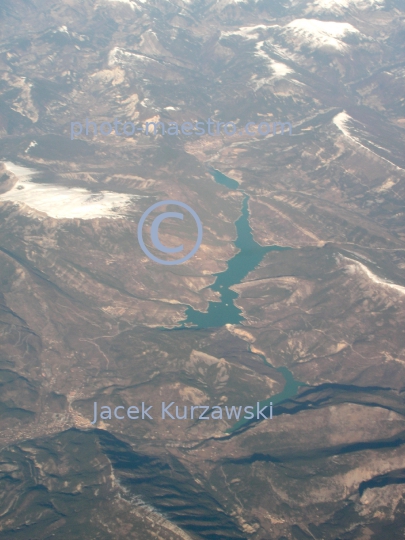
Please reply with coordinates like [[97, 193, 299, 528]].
[[0, 0, 405, 538]]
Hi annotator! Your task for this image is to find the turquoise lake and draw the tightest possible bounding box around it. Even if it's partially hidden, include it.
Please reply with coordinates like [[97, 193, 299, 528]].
[[183, 170, 289, 328], [181, 169, 305, 431]]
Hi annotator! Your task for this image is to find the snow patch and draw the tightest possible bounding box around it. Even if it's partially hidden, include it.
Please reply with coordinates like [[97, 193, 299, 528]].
[[24, 141, 38, 154], [252, 43, 294, 86], [103, 0, 144, 9], [1, 162, 136, 220], [283, 19, 360, 51], [268, 59, 293, 77], [108, 47, 159, 67], [250, 60, 294, 89], [221, 25, 276, 40], [220, 0, 260, 3], [307, 0, 384, 16], [333, 112, 404, 171], [343, 256, 405, 297], [333, 111, 352, 136], [239, 0, 262, 3]]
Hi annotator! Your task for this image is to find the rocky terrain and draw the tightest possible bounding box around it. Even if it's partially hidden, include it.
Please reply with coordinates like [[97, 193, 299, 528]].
[[0, 0, 405, 538]]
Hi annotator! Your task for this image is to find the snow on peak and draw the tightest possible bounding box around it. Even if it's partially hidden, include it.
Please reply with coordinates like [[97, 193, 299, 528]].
[[306, 0, 384, 16], [284, 19, 360, 51]]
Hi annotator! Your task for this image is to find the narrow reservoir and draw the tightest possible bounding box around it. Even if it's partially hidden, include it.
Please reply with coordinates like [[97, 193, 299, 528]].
[[182, 169, 305, 430], [183, 170, 289, 328]]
